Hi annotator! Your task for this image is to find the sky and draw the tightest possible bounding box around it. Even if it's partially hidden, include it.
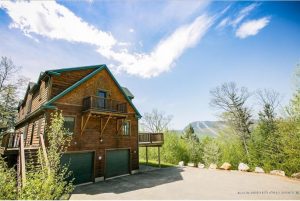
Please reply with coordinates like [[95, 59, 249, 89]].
[[0, 1, 299, 129]]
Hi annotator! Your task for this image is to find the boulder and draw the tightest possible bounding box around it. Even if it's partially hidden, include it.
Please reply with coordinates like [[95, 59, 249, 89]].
[[291, 172, 300, 179], [270, 170, 285, 177], [254, 167, 265, 173], [220, 162, 231, 170], [178, 161, 184, 167], [187, 162, 195, 167], [198, 163, 205, 169], [238, 163, 250, 171], [209, 163, 217, 169]]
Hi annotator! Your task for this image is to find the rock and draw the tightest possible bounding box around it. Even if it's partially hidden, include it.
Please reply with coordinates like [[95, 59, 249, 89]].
[[220, 162, 231, 170], [187, 162, 195, 167], [270, 170, 285, 177], [254, 167, 265, 173], [178, 161, 184, 167], [198, 163, 205, 169], [291, 172, 300, 179], [238, 163, 250, 171], [209, 163, 217, 169]]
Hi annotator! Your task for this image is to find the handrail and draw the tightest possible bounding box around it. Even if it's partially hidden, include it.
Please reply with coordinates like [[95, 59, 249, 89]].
[[82, 96, 127, 113], [1, 132, 21, 149], [138, 133, 164, 144]]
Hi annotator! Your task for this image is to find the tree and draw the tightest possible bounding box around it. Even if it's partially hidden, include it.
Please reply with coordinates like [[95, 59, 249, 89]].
[[210, 82, 253, 157], [20, 111, 73, 199], [181, 124, 199, 142], [0, 57, 28, 131], [140, 109, 173, 132], [202, 136, 220, 166]]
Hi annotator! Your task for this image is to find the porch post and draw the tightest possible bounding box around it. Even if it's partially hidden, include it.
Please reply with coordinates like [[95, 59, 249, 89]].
[[158, 146, 161, 168], [146, 146, 148, 165]]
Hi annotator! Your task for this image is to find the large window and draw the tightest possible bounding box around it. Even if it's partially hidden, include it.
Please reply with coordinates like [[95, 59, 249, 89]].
[[64, 116, 75, 134], [122, 121, 131, 136]]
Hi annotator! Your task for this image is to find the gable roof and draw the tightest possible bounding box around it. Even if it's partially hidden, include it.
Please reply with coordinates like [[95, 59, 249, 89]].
[[122, 87, 134, 99], [43, 64, 141, 118]]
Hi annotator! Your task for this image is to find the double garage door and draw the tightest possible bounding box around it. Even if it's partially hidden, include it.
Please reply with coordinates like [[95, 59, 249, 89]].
[[61, 149, 130, 185]]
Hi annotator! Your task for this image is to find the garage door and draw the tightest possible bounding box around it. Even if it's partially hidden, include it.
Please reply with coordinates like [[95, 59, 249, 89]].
[[105, 149, 130, 178], [61, 152, 94, 185]]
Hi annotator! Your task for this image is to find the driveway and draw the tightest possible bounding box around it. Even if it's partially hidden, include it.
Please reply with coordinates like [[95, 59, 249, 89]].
[[70, 167, 300, 200]]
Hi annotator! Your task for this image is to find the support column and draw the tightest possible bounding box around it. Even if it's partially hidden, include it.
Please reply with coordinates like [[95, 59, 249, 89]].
[[158, 146, 161, 168], [146, 146, 148, 165]]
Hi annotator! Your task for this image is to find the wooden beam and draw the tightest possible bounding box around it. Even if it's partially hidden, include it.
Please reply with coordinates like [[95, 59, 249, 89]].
[[100, 115, 112, 136], [158, 146, 161, 168], [19, 133, 26, 186], [146, 146, 148, 165], [81, 113, 91, 135], [40, 134, 50, 175]]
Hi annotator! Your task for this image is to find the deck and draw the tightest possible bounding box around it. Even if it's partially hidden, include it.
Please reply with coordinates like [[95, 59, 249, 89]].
[[138, 133, 164, 147]]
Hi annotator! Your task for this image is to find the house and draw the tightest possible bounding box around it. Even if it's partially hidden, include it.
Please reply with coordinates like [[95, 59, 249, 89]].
[[0, 64, 164, 185]]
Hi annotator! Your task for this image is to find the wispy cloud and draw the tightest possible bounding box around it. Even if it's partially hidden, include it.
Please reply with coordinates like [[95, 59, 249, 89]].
[[0, 0, 213, 78], [236, 17, 270, 39], [98, 15, 214, 78], [217, 3, 258, 29]]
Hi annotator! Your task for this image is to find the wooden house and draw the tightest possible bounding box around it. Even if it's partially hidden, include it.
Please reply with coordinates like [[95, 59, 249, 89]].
[[0, 64, 164, 185]]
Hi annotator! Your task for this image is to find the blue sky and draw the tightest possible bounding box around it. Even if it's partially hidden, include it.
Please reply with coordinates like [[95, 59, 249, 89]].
[[0, 1, 299, 129]]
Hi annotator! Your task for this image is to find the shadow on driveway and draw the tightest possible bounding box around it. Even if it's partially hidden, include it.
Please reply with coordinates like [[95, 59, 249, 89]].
[[72, 167, 183, 195]]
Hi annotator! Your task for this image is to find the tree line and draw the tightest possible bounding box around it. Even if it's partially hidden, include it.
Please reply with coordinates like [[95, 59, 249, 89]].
[[140, 65, 300, 176]]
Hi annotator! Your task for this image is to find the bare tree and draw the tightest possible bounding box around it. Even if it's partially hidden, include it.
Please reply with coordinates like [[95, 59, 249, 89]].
[[0, 57, 20, 92], [210, 82, 253, 156], [140, 109, 173, 133], [256, 89, 281, 121]]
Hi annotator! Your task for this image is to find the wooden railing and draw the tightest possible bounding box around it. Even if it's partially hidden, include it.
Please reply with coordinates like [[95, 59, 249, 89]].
[[139, 133, 164, 145], [1, 132, 21, 149], [82, 96, 127, 113]]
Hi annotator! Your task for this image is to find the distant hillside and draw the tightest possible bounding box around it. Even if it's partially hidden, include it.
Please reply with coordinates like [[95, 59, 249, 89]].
[[183, 121, 227, 138]]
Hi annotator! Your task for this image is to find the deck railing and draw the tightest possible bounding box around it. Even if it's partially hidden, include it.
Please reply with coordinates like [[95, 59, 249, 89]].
[[1, 132, 21, 149], [139, 133, 164, 145], [82, 96, 127, 113]]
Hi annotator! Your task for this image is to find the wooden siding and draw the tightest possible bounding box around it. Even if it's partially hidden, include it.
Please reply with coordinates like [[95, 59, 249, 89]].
[[50, 69, 94, 99], [56, 68, 136, 114]]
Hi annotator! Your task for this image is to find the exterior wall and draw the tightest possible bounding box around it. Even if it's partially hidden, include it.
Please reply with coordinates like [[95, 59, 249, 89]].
[[16, 115, 46, 147], [50, 69, 94, 99], [53, 68, 139, 177], [17, 80, 49, 122]]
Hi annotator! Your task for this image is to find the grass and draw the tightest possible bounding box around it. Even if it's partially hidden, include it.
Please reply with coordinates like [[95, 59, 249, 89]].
[[139, 159, 175, 168]]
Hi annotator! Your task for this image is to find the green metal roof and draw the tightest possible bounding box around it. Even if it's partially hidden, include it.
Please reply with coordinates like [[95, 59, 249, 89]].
[[122, 87, 134, 99], [43, 64, 141, 118]]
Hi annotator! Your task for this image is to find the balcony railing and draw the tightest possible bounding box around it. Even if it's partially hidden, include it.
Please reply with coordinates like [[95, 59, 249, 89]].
[[1, 132, 21, 149], [82, 96, 127, 113], [139, 133, 164, 146]]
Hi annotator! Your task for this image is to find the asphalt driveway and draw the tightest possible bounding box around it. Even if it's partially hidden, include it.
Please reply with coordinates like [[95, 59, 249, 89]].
[[70, 167, 300, 200]]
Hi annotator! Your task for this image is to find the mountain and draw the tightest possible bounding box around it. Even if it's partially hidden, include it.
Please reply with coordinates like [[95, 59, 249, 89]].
[[183, 121, 227, 138]]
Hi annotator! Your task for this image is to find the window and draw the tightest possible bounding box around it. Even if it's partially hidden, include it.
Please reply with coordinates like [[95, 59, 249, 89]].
[[64, 116, 75, 134], [122, 121, 131, 136]]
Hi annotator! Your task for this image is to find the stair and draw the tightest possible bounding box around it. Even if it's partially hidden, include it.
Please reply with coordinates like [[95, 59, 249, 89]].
[[24, 148, 41, 171]]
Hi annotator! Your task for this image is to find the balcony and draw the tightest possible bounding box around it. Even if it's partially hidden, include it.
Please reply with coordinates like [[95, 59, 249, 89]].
[[1, 132, 20, 150], [139, 133, 164, 147], [82, 96, 127, 114]]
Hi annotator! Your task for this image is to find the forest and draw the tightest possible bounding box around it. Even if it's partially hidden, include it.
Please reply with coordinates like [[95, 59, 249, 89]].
[[140, 65, 300, 176]]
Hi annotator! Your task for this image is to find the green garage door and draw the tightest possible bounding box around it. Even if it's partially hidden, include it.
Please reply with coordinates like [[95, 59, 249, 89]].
[[61, 152, 94, 185], [105, 149, 130, 178]]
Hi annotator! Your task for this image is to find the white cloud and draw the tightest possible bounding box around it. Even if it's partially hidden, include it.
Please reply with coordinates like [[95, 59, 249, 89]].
[[129, 28, 135, 33], [97, 15, 214, 78], [236, 17, 270, 39], [231, 3, 258, 27], [0, 1, 116, 49], [0, 0, 213, 78]]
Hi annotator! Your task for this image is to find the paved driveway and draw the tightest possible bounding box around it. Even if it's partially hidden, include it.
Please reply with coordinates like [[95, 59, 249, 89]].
[[70, 167, 300, 200]]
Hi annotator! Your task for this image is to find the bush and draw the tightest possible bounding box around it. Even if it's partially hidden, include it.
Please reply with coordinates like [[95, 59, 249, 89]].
[[0, 155, 17, 200]]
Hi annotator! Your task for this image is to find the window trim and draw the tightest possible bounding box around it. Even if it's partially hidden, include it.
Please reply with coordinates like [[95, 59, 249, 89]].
[[63, 115, 76, 135], [122, 120, 131, 136]]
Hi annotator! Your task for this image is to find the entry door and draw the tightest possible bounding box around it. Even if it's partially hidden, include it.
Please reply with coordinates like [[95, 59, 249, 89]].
[[97, 90, 107, 109], [105, 149, 130, 178]]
